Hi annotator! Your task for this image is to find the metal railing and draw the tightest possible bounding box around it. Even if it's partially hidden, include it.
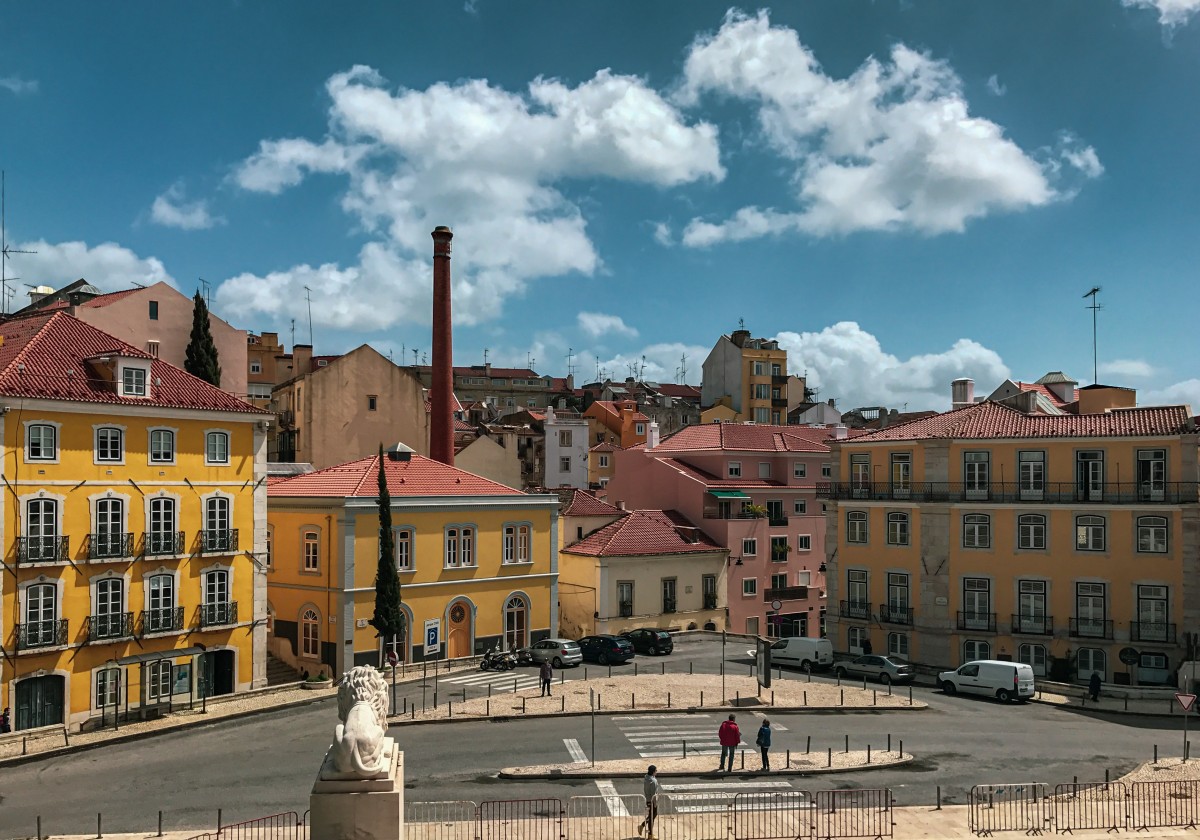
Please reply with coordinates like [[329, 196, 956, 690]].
[[200, 601, 238, 628], [662, 599, 677, 614], [478, 797, 564, 840], [1130, 621, 1176, 643], [17, 535, 69, 564], [703, 594, 718, 610], [201, 529, 240, 553], [87, 532, 134, 560], [765, 586, 809, 602], [84, 612, 134, 641], [732, 790, 813, 840], [143, 530, 186, 557], [768, 516, 789, 526], [141, 606, 185, 635], [186, 810, 304, 840], [840, 600, 870, 621], [1131, 779, 1200, 830], [957, 611, 997, 632], [15, 618, 69, 650], [817, 480, 1197, 504], [879, 604, 913, 625], [406, 801, 478, 840], [1010, 614, 1053, 636], [815, 790, 893, 840], [618, 602, 633, 618], [1069, 618, 1113, 639], [967, 783, 1050, 835], [1052, 781, 1128, 833]]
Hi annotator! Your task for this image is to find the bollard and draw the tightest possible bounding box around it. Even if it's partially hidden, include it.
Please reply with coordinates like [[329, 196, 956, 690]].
[[690, 661, 693, 675], [888, 682, 892, 697], [683, 739, 687, 758], [411, 704, 416, 719], [668, 692, 671, 708], [908, 685, 913, 705], [403, 697, 408, 714], [840, 689, 844, 706], [837, 673, 841, 687], [863, 676, 867, 691], [37, 817, 41, 840], [900, 739, 903, 756], [489, 684, 493, 699], [585, 668, 588, 681], [462, 688, 467, 703], [97, 812, 102, 839], [1125, 697, 1128, 712], [845, 734, 849, 753], [598, 693, 602, 710], [888, 734, 892, 752], [740, 749, 745, 769], [561, 696, 565, 712], [522, 696, 526, 714], [807, 667, 812, 683], [1105, 768, 1110, 789], [513, 678, 518, 694], [561, 670, 564, 684], [632, 692, 636, 710], [1155, 744, 1158, 764], [635, 663, 639, 677], [737, 690, 740, 706], [806, 735, 811, 754], [662, 662, 666, 676], [448, 700, 453, 718], [873, 690, 877, 705], [803, 691, 807, 706], [936, 786, 942, 810], [486, 699, 490, 716], [608, 665, 612, 679], [787, 748, 791, 768], [868, 745, 871, 764], [23, 736, 28, 755], [827, 748, 832, 768], [1189, 741, 1192, 762], [771, 690, 775, 706], [158, 811, 163, 837], [701, 690, 704, 706], [218, 809, 223, 833]]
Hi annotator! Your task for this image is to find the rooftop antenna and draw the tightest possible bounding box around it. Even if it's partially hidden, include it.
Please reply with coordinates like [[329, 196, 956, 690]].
[[303, 285, 314, 345], [527, 351, 534, 370], [738, 317, 745, 331], [1, 172, 37, 316], [289, 318, 295, 349], [639, 355, 647, 380], [421, 352, 427, 366], [679, 353, 688, 384], [1083, 287, 1102, 384], [594, 355, 601, 381], [483, 348, 489, 365], [566, 347, 575, 379], [198, 277, 212, 309], [412, 348, 419, 367]]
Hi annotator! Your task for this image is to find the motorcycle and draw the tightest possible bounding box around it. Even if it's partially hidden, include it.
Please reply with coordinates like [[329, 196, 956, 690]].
[[480, 646, 515, 671]]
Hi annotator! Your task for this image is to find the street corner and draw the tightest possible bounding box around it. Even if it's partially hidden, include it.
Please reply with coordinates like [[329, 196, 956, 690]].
[[498, 749, 914, 779]]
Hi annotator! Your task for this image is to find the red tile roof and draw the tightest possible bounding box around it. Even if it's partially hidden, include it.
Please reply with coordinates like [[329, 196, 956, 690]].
[[0, 312, 264, 414], [1015, 381, 1077, 407], [590, 441, 620, 453], [656, 383, 702, 400], [654, 457, 789, 488], [268, 453, 525, 498], [849, 401, 1195, 442], [561, 489, 625, 517], [563, 509, 725, 557], [80, 288, 146, 308], [589, 400, 650, 422], [652, 423, 855, 453]]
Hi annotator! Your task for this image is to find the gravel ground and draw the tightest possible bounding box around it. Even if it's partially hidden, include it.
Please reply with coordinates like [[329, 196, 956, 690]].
[[1119, 757, 1200, 784], [391, 673, 925, 723], [502, 748, 912, 777]]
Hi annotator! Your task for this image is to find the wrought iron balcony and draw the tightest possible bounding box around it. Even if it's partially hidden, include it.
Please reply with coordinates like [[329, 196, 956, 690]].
[[200, 601, 238, 628], [84, 612, 134, 641], [16, 618, 68, 650], [765, 586, 809, 602], [957, 611, 997, 632], [141, 607, 185, 635], [201, 529, 239, 553], [17, 536, 70, 564], [143, 530, 186, 557], [87, 532, 134, 560], [772, 374, 789, 385], [703, 593, 718, 610], [662, 598, 677, 614], [618, 601, 633, 618], [839, 600, 871, 621], [1011, 614, 1054, 636], [817, 481, 1197, 505], [768, 516, 789, 527], [879, 604, 914, 625], [771, 398, 789, 408], [1131, 621, 1176, 643], [1069, 617, 1113, 640]]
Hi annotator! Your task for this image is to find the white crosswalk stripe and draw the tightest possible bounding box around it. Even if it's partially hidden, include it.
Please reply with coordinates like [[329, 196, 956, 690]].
[[594, 780, 631, 817], [438, 671, 542, 689], [656, 779, 800, 813], [750, 711, 787, 731], [614, 714, 737, 760], [564, 738, 588, 764]]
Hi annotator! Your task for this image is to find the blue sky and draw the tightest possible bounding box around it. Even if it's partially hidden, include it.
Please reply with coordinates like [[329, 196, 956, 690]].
[[2, 0, 1198, 411]]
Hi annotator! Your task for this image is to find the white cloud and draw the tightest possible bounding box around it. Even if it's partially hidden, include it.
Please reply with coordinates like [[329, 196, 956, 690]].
[[150, 183, 224, 230], [774, 321, 1009, 411], [1123, 0, 1200, 27], [9, 240, 174, 297], [592, 342, 710, 384], [0, 76, 38, 95], [1098, 359, 1156, 379], [578, 311, 638, 339], [676, 10, 1101, 243], [1139, 379, 1200, 411], [652, 222, 673, 246], [225, 65, 722, 331], [986, 74, 1006, 97]]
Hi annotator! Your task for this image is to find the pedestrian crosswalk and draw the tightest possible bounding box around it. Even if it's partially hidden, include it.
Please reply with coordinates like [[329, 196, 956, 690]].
[[438, 669, 543, 692], [658, 780, 797, 813], [614, 713, 726, 758]]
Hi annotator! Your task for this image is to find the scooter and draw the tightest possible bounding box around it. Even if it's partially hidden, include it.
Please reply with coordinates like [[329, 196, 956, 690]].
[[480, 646, 514, 671]]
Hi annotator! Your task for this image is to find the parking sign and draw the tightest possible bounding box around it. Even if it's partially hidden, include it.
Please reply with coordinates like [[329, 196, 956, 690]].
[[423, 618, 440, 655]]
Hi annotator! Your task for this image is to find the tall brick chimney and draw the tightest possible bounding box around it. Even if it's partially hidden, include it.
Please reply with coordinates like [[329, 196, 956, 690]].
[[430, 226, 455, 465]]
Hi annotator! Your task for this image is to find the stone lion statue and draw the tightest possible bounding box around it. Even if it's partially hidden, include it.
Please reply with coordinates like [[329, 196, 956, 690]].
[[327, 665, 390, 779]]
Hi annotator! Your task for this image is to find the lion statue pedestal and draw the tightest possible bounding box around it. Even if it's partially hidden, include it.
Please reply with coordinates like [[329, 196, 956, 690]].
[[309, 666, 404, 840]]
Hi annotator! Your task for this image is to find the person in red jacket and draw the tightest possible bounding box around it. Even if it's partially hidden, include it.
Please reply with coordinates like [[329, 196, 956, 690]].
[[717, 714, 740, 772]]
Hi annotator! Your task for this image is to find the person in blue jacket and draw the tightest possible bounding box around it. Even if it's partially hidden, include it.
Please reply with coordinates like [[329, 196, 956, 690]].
[[756, 719, 772, 771]]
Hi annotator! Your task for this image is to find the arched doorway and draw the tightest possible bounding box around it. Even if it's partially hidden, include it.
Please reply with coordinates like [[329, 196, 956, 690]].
[[15, 674, 65, 730], [446, 600, 473, 659], [301, 608, 320, 659], [504, 595, 528, 651]]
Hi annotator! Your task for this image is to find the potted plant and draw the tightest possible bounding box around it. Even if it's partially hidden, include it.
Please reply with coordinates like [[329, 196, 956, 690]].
[[302, 672, 334, 691], [745, 504, 768, 519]]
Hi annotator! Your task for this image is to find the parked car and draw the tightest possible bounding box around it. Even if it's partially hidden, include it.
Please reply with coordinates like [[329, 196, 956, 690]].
[[577, 634, 636, 665], [522, 638, 583, 668], [834, 655, 914, 684], [745, 637, 833, 671], [621, 628, 674, 656], [938, 660, 1036, 703]]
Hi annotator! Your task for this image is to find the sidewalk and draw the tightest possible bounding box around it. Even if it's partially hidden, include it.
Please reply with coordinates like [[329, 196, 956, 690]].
[[1033, 689, 1189, 716]]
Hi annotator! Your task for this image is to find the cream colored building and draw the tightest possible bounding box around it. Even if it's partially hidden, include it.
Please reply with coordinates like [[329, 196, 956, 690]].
[[456, 431, 523, 490]]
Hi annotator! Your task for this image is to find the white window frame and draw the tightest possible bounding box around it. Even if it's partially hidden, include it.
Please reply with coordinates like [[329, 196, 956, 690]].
[[742, 578, 758, 596], [888, 632, 909, 659], [205, 430, 231, 465], [94, 425, 125, 465], [887, 512, 909, 546], [1137, 516, 1168, 553], [742, 538, 757, 557], [250, 360, 262, 374], [821, 463, 832, 478], [303, 530, 320, 573], [122, 365, 148, 397], [503, 523, 532, 564], [963, 514, 991, 549], [598, 454, 609, 468], [796, 534, 812, 551], [1019, 643, 1048, 676], [635, 423, 645, 435], [963, 639, 991, 663], [148, 427, 178, 465], [1018, 514, 1046, 550], [793, 462, 807, 479], [301, 607, 321, 658], [728, 461, 742, 478], [794, 498, 807, 515], [395, 527, 414, 571], [1076, 515, 1106, 552], [25, 421, 60, 463]]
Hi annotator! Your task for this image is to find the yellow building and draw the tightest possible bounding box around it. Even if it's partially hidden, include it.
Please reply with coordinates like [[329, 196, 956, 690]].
[[1, 313, 269, 731], [819, 393, 1199, 686], [266, 448, 558, 673], [700, 329, 789, 424]]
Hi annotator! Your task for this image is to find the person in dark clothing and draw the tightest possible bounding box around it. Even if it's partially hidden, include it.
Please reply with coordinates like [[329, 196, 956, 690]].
[[639, 765, 660, 838], [1089, 671, 1102, 702], [860, 638, 873, 656], [540, 660, 554, 697], [756, 719, 772, 770], [0, 707, 10, 733]]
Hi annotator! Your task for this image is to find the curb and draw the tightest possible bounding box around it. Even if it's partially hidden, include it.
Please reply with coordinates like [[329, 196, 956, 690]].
[[1029, 696, 1180, 718], [498, 754, 915, 779]]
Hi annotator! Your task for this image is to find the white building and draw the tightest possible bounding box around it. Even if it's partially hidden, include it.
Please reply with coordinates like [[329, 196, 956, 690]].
[[543, 406, 590, 489]]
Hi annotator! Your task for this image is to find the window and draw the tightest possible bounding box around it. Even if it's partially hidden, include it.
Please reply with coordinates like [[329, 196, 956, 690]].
[[728, 461, 742, 478], [1141, 652, 1168, 671], [963, 451, 990, 498], [1018, 514, 1046, 550], [887, 512, 909, 546], [206, 431, 230, 465], [635, 423, 646, 435], [793, 462, 807, 479], [94, 578, 125, 639], [295, 608, 319, 658], [742, 538, 757, 557], [662, 578, 677, 613], [887, 573, 910, 616], [793, 498, 807, 515], [559, 457, 571, 473], [250, 361, 262, 374], [759, 462, 771, 479], [445, 527, 476, 567], [27, 423, 57, 461], [962, 578, 991, 630], [150, 429, 175, 463], [1017, 580, 1047, 634], [204, 570, 230, 607], [850, 453, 870, 496], [962, 514, 991, 549], [395, 528, 413, 570], [147, 574, 176, 633], [148, 497, 177, 554], [1137, 585, 1169, 642], [1138, 449, 1166, 500], [847, 511, 868, 544], [796, 535, 811, 550], [96, 669, 120, 707], [504, 597, 528, 650], [598, 454, 609, 468], [1076, 515, 1106, 551], [1137, 516, 1168, 553], [559, 430, 573, 447], [25, 582, 58, 644], [96, 427, 123, 462], [888, 633, 909, 659], [742, 578, 758, 596], [1077, 648, 1106, 682], [248, 383, 272, 399], [821, 463, 832, 478], [367, 395, 378, 411], [754, 383, 771, 399], [846, 570, 868, 610], [1019, 451, 1045, 499], [618, 581, 634, 616], [146, 341, 160, 358], [754, 407, 770, 424], [753, 361, 768, 376], [149, 300, 159, 320], [303, 531, 319, 572], [122, 367, 147, 397], [1076, 450, 1104, 501], [847, 625, 868, 652], [25, 498, 59, 562], [766, 500, 784, 522], [890, 453, 911, 494], [94, 498, 125, 558], [770, 572, 787, 590], [503, 524, 531, 564], [963, 639, 991, 663], [1019, 644, 1048, 676], [1075, 583, 1107, 637], [795, 570, 811, 586], [148, 660, 172, 701], [770, 536, 789, 562]]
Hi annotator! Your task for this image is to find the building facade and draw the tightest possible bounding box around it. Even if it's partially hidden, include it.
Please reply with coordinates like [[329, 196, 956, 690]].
[[413, 364, 574, 413], [819, 397, 1199, 685], [0, 313, 268, 731], [543, 407, 590, 489], [701, 329, 789, 424]]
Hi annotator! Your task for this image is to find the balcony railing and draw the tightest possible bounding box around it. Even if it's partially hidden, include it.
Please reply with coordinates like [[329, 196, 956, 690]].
[[772, 398, 789, 408], [768, 516, 789, 527], [16, 619, 68, 650], [17, 536, 70, 564], [765, 586, 809, 602], [200, 601, 238, 628], [840, 600, 871, 620], [84, 612, 134, 641], [141, 607, 186, 635], [662, 598, 677, 614], [879, 604, 914, 625], [703, 593, 718, 610], [957, 611, 997, 632], [816, 481, 1197, 505], [618, 601, 633, 618], [201, 529, 239, 553], [1069, 617, 1114, 639], [143, 530, 186, 557], [87, 532, 134, 561], [1011, 614, 1054, 636], [1131, 621, 1176, 643], [772, 374, 789, 385]]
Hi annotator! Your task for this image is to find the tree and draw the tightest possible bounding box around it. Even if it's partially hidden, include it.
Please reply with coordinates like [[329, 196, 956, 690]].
[[184, 290, 221, 386], [370, 445, 406, 664]]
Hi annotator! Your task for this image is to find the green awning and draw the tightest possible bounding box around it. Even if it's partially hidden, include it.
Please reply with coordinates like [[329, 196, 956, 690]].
[[709, 490, 749, 499]]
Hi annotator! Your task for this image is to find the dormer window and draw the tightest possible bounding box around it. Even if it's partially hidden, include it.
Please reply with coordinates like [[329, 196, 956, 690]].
[[122, 366, 148, 397]]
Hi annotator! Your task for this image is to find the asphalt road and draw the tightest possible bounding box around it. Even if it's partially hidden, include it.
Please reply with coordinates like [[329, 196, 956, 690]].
[[0, 637, 1185, 836]]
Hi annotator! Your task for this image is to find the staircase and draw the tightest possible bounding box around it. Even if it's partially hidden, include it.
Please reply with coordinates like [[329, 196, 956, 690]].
[[266, 652, 305, 686]]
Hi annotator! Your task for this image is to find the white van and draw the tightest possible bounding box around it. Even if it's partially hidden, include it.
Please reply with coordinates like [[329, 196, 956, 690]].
[[757, 637, 835, 670], [938, 659, 1036, 702]]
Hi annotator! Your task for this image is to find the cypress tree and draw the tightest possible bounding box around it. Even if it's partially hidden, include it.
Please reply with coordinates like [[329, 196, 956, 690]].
[[184, 290, 222, 386], [371, 445, 406, 661]]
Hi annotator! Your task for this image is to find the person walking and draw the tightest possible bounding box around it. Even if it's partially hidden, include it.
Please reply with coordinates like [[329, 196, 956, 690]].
[[1089, 671, 1102, 702], [540, 659, 554, 697], [0, 706, 10, 733], [638, 764, 660, 839], [718, 713, 740, 772], [756, 718, 772, 771]]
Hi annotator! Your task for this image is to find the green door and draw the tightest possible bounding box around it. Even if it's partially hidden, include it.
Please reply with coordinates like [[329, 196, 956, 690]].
[[15, 675, 65, 730]]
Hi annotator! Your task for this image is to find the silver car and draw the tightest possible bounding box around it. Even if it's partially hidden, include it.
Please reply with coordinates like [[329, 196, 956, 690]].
[[834, 655, 913, 684], [523, 638, 583, 668]]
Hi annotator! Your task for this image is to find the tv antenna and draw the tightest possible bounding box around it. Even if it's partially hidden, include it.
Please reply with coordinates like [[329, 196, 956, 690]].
[[1, 172, 37, 315], [1083, 286, 1102, 383], [198, 278, 212, 309], [565, 347, 575, 379], [303, 285, 314, 345], [412, 348, 419, 367], [679, 353, 688, 384], [483, 348, 489, 365], [289, 318, 295, 349], [527, 352, 535, 371]]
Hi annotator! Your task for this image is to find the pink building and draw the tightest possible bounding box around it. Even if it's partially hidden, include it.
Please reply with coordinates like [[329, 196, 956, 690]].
[[608, 422, 852, 638]]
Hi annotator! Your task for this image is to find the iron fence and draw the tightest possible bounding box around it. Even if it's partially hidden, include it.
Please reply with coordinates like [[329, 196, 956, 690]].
[[656, 791, 734, 840], [478, 797, 565, 840], [815, 789, 892, 840], [1051, 782, 1127, 833], [567, 794, 644, 840], [186, 811, 304, 840], [732, 790, 813, 840], [967, 783, 1050, 836], [405, 800, 479, 840], [1130, 779, 1200, 830]]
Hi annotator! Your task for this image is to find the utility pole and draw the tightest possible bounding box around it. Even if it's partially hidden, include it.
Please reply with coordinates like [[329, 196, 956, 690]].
[[1083, 287, 1102, 383], [1, 172, 37, 315]]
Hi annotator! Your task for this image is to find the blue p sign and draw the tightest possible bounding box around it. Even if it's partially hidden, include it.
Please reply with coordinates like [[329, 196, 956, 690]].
[[426, 626, 437, 648]]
